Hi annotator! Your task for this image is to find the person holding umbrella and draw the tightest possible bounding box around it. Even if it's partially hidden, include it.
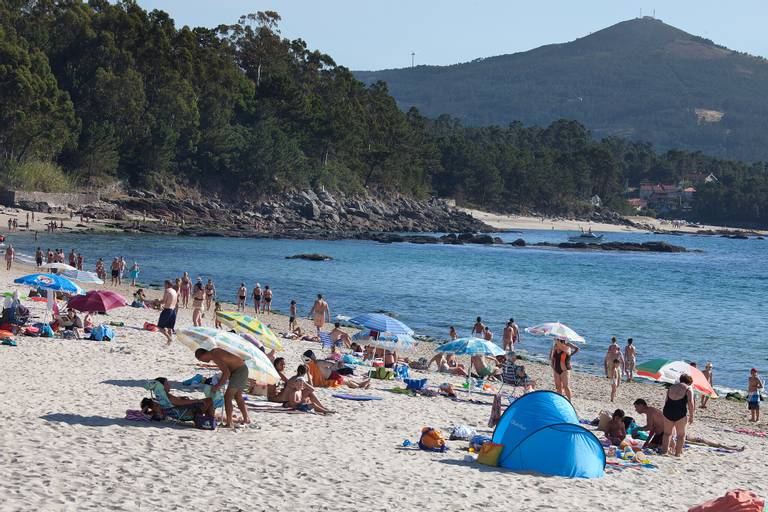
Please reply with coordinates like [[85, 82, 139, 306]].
[[549, 336, 580, 401]]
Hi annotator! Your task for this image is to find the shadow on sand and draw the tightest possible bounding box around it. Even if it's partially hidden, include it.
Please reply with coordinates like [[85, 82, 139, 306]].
[[41, 413, 187, 429]]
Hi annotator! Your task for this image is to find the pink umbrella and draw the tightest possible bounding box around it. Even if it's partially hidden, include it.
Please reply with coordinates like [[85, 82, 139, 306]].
[[67, 290, 128, 313]]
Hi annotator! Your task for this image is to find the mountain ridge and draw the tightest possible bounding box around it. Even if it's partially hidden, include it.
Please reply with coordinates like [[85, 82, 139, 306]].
[[354, 18, 768, 161]]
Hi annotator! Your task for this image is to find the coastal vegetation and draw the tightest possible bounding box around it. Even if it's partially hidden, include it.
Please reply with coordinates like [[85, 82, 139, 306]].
[[1, 1, 767, 227]]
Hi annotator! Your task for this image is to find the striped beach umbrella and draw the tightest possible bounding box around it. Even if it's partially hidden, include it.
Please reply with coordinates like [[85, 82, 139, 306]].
[[177, 327, 278, 385], [349, 313, 414, 336], [62, 269, 104, 285], [215, 310, 282, 351], [435, 337, 505, 356], [636, 359, 717, 398]]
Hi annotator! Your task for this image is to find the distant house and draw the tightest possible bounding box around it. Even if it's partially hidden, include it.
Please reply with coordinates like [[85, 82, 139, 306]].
[[704, 173, 719, 184], [626, 198, 648, 212], [637, 181, 695, 212]]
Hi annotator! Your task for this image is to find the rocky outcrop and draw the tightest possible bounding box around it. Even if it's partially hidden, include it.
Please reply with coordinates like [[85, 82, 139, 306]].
[[100, 189, 491, 238], [534, 241, 690, 252], [286, 254, 333, 261]]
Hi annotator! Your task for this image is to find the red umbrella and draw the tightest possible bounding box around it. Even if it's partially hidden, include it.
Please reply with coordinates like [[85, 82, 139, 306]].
[[67, 290, 128, 313]]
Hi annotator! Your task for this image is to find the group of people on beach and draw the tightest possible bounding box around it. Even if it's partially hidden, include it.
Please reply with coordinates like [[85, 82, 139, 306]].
[[234, 282, 273, 314]]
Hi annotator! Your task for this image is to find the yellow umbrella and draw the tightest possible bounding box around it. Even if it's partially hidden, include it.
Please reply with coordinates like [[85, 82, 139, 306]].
[[215, 310, 283, 351], [177, 327, 279, 386]]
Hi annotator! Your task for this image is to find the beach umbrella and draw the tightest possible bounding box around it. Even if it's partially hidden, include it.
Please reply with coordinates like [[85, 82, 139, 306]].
[[349, 313, 414, 336], [14, 273, 84, 295], [62, 269, 104, 285], [435, 337, 505, 397], [67, 290, 127, 313], [215, 310, 282, 351], [44, 262, 77, 271], [177, 327, 278, 386], [524, 322, 586, 343], [636, 359, 717, 398], [351, 331, 417, 351]]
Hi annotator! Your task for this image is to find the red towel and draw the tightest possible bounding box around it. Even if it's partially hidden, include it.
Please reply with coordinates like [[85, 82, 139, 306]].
[[689, 489, 764, 512]]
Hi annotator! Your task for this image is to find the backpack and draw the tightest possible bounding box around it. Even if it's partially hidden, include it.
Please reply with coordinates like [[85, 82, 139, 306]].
[[194, 414, 216, 431], [419, 427, 447, 452]]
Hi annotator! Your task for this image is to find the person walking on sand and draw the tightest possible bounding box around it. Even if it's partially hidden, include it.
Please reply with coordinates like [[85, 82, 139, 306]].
[[661, 374, 694, 456], [605, 337, 623, 378], [195, 348, 250, 428], [289, 300, 298, 331], [472, 317, 485, 337], [550, 336, 579, 401], [309, 294, 330, 335], [748, 368, 764, 422], [700, 362, 713, 409], [236, 282, 247, 312], [158, 280, 178, 345], [609, 358, 621, 402], [624, 338, 637, 382], [129, 261, 139, 286], [191, 279, 205, 327], [180, 272, 191, 308], [204, 279, 216, 311], [110, 258, 120, 286], [252, 283, 262, 315], [5, 244, 15, 270], [263, 285, 273, 314]]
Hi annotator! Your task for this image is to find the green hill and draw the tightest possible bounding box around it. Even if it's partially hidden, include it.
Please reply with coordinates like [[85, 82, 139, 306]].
[[355, 18, 768, 162]]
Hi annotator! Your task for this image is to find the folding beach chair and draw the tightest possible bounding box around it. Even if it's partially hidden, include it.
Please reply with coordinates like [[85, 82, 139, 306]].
[[144, 380, 199, 424]]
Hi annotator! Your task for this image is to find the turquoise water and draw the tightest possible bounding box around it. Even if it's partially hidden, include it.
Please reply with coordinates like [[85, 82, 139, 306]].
[[9, 229, 766, 390]]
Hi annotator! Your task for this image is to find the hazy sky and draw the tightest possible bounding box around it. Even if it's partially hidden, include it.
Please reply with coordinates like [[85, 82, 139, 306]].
[[136, 0, 768, 70]]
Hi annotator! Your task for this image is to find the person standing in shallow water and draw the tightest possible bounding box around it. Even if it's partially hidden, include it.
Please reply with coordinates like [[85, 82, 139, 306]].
[[748, 368, 763, 422]]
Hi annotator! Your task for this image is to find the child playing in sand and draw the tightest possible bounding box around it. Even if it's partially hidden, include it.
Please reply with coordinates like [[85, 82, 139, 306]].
[[605, 409, 627, 446], [609, 358, 621, 402], [748, 368, 763, 422]]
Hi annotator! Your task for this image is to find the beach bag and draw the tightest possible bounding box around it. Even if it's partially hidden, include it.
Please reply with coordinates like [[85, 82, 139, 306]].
[[194, 414, 216, 431], [40, 324, 54, 338], [418, 427, 447, 452], [449, 424, 476, 441], [477, 442, 505, 467], [23, 326, 40, 337], [404, 378, 428, 391], [90, 324, 115, 341], [369, 367, 395, 380], [143, 322, 158, 332]]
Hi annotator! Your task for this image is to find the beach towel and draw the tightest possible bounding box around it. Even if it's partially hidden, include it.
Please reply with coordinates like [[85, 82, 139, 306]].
[[688, 490, 764, 512], [125, 410, 150, 422]]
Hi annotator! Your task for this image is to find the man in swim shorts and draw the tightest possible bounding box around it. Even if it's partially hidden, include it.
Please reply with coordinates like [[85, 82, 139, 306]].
[[158, 280, 178, 345], [633, 398, 665, 449], [195, 348, 250, 428]]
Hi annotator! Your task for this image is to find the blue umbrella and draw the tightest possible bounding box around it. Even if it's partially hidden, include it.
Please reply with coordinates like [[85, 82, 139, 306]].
[[435, 337, 505, 356], [14, 273, 85, 295], [435, 337, 505, 396], [349, 313, 414, 336]]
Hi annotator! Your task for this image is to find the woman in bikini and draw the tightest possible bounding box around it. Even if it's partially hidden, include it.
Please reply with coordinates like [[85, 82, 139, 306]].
[[550, 336, 579, 401], [661, 373, 694, 456], [180, 272, 192, 308], [192, 280, 205, 327]]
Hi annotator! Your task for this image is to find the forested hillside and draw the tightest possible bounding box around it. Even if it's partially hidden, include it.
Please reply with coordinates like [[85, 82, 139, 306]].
[[356, 17, 768, 164], [1, 2, 766, 227]]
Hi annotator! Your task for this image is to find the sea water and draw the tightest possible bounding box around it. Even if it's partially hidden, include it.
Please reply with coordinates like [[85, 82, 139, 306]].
[[9, 229, 767, 390]]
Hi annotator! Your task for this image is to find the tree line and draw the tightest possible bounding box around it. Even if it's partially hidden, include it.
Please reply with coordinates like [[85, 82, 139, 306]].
[[1, 1, 766, 226]]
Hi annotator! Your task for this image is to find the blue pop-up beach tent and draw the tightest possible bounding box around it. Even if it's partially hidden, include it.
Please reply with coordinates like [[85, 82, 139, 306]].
[[491, 390, 605, 478]]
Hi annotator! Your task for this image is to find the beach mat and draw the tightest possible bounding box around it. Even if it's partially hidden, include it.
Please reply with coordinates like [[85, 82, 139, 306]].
[[246, 402, 307, 414], [332, 394, 383, 401]]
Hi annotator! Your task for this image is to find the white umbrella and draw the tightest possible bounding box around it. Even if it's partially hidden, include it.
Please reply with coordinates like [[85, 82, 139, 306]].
[[44, 262, 77, 271], [61, 269, 104, 285], [525, 322, 586, 343]]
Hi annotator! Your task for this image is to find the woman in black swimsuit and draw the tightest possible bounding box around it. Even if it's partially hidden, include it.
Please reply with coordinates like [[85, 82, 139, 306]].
[[662, 373, 694, 456], [549, 337, 579, 400]]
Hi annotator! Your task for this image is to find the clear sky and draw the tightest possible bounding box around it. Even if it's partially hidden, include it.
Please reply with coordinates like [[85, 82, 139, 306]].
[[136, 0, 768, 70]]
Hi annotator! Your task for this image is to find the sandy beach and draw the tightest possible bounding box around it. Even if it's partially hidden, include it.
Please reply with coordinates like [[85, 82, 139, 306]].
[[460, 207, 766, 235], [0, 257, 766, 512]]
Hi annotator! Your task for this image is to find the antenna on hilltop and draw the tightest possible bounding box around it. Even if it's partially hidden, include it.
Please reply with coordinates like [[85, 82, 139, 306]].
[[653, 9, 656, 18], [640, 8, 642, 18], [411, 52, 415, 68]]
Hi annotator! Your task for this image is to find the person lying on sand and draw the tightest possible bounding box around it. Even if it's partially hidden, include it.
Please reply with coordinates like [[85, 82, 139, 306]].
[[195, 348, 250, 428], [303, 350, 370, 389]]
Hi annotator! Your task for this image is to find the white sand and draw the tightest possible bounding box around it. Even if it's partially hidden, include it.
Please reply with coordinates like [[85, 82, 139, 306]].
[[460, 207, 766, 235], [1, 261, 767, 511]]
